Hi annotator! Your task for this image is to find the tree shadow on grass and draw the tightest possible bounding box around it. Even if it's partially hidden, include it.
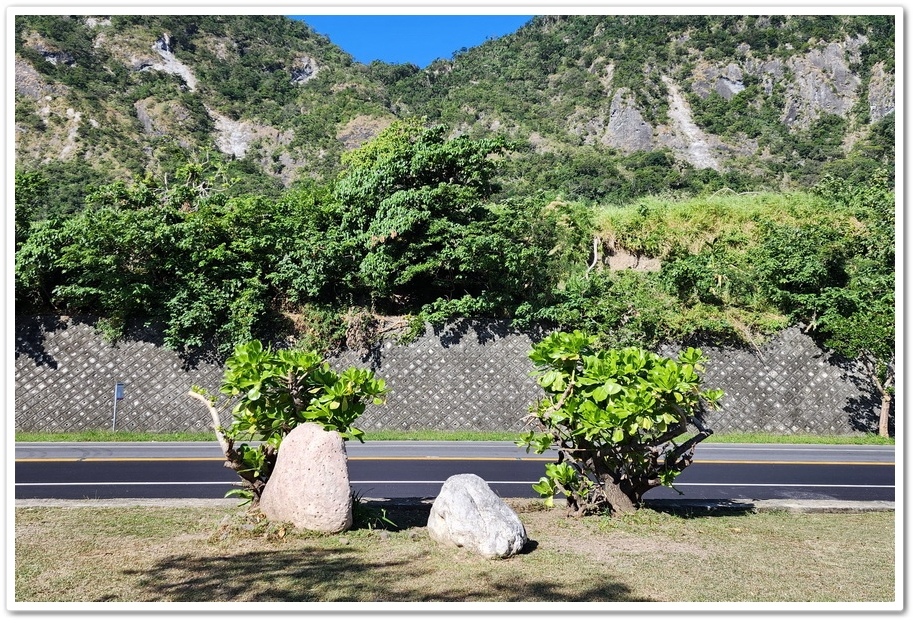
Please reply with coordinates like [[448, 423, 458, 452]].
[[358, 499, 432, 531], [645, 499, 758, 518], [118, 544, 647, 603]]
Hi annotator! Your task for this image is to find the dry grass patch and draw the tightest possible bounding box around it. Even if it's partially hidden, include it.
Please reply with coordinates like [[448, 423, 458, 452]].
[[13, 500, 895, 604]]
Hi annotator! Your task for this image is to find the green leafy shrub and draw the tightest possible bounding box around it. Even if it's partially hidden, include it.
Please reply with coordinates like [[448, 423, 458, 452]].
[[752, 221, 850, 326], [660, 235, 757, 307], [521, 269, 716, 351], [519, 330, 723, 516], [191, 339, 386, 503]]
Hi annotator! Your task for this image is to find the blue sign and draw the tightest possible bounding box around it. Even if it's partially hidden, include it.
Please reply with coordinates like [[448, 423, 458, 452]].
[[115, 383, 125, 400]]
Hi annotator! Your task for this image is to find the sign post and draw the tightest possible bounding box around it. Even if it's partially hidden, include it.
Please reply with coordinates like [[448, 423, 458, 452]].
[[112, 382, 125, 431]]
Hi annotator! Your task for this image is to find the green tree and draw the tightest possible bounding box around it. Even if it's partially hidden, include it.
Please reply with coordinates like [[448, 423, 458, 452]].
[[15, 215, 68, 313], [14, 171, 49, 252], [14, 157, 291, 356], [519, 330, 723, 516], [163, 193, 279, 354], [263, 181, 356, 306], [27, 178, 176, 335], [190, 340, 386, 503], [752, 170, 895, 437], [421, 196, 595, 323], [810, 170, 895, 437], [752, 220, 850, 326], [334, 118, 508, 308]]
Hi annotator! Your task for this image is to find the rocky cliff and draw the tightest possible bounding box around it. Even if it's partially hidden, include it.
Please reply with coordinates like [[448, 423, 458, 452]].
[[14, 14, 896, 205]]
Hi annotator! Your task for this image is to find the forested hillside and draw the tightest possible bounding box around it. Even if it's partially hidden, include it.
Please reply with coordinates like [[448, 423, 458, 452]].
[[14, 13, 896, 427], [390, 14, 895, 200], [15, 14, 895, 210]]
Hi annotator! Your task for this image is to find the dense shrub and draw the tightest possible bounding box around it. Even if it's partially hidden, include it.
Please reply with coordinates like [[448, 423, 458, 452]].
[[520, 330, 723, 516], [191, 340, 386, 502]]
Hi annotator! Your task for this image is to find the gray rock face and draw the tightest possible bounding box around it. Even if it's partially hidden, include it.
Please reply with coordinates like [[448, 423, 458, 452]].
[[427, 473, 528, 559], [143, 32, 198, 92], [691, 62, 746, 100], [291, 55, 319, 84], [868, 61, 895, 120], [15, 58, 65, 99], [259, 423, 353, 533], [782, 40, 861, 128], [600, 88, 653, 152]]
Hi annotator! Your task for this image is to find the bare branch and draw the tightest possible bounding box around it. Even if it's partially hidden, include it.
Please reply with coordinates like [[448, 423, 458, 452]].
[[585, 236, 600, 276], [188, 390, 262, 493], [188, 390, 231, 458]]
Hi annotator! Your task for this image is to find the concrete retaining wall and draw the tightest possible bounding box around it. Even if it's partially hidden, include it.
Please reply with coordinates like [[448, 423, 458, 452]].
[[14, 315, 885, 435]]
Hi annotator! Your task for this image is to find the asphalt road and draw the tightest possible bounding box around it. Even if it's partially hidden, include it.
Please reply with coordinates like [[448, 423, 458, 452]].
[[14, 441, 896, 504]]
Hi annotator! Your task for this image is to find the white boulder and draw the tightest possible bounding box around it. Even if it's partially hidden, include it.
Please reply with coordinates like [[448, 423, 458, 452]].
[[427, 473, 528, 559]]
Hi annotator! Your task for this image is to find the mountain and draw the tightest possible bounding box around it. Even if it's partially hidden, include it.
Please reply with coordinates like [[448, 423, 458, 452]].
[[14, 14, 895, 214]]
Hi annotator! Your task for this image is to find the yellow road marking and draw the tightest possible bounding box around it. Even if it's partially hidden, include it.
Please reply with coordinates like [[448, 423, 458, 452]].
[[14, 457, 894, 466]]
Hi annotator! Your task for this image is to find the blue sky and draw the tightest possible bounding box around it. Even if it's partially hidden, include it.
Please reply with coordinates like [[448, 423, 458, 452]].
[[291, 15, 534, 68]]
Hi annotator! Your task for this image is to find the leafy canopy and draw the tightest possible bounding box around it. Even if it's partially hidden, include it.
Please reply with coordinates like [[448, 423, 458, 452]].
[[335, 117, 510, 306], [520, 330, 722, 516], [196, 339, 386, 502]]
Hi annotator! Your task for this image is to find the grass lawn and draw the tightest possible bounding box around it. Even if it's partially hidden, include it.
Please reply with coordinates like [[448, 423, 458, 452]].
[[12, 499, 896, 606]]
